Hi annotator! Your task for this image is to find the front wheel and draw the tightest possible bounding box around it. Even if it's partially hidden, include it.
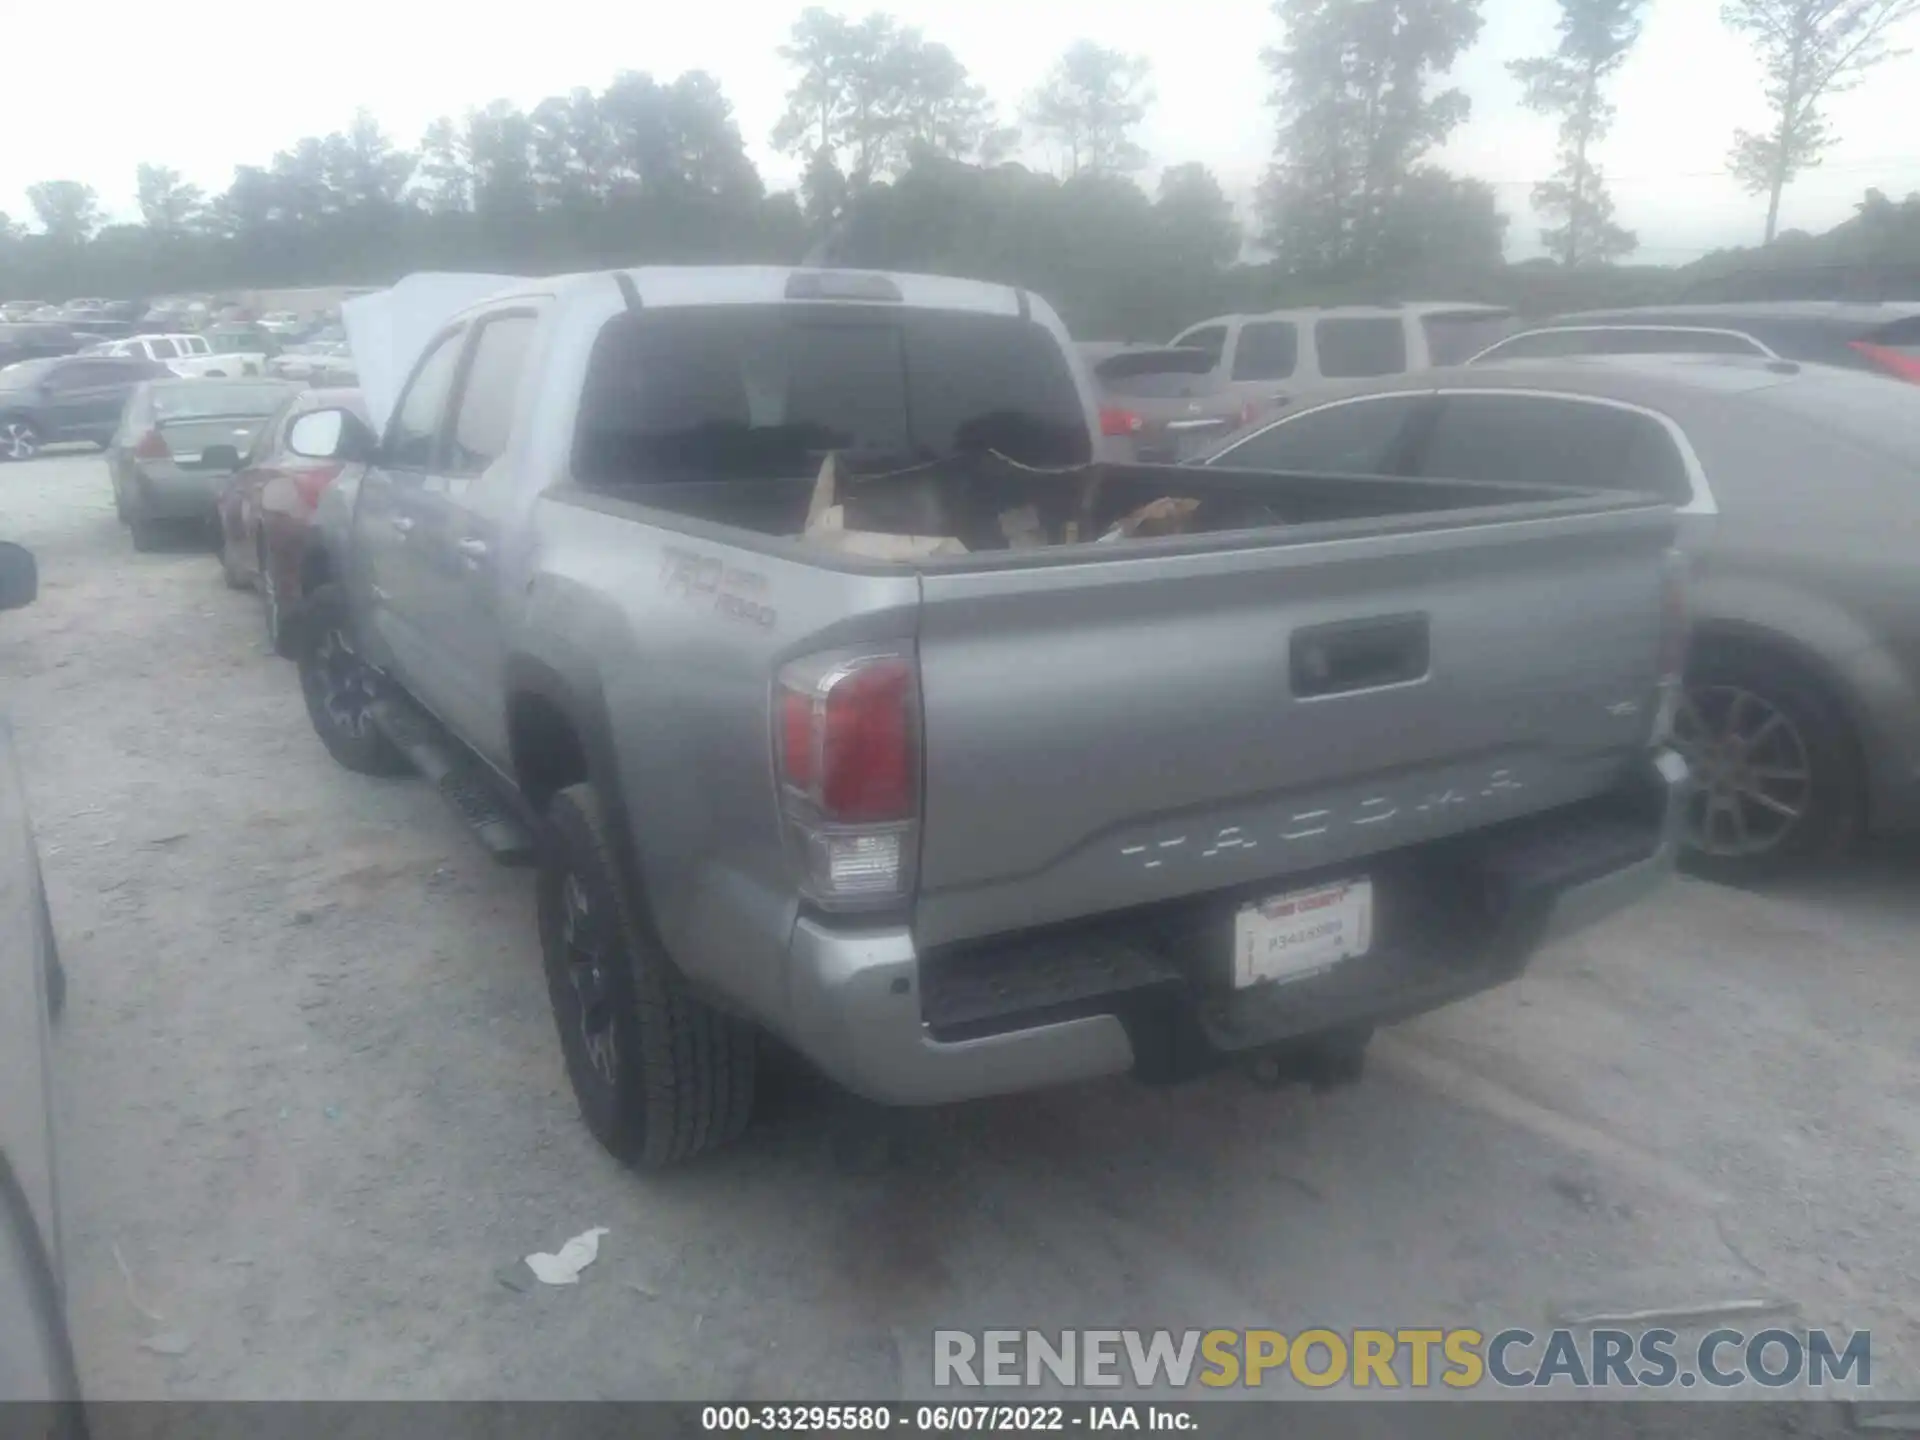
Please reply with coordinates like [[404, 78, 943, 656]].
[[1, 417, 40, 462], [538, 783, 757, 1168], [295, 583, 410, 776]]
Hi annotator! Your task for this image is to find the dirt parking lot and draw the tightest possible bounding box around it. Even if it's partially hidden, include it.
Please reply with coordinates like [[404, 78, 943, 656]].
[[5, 451, 1919, 1414]]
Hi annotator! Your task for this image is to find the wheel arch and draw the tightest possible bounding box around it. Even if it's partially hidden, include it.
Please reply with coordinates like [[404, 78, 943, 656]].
[[504, 656, 646, 895]]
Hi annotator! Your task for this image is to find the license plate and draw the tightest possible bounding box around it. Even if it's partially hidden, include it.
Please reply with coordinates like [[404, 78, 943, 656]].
[[1233, 879, 1373, 988]]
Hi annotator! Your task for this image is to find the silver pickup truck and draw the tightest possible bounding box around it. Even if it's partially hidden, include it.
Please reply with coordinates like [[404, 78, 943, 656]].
[[284, 266, 1690, 1168]]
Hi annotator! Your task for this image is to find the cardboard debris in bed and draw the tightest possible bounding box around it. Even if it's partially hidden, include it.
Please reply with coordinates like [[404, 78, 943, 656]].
[[802, 454, 969, 558], [798, 451, 1206, 557]]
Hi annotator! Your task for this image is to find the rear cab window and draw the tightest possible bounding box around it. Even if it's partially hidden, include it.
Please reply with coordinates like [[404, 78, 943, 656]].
[[1314, 318, 1408, 378], [573, 306, 1092, 491]]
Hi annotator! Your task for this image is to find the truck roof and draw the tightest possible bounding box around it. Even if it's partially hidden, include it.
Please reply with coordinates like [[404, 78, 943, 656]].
[[460, 265, 1033, 321]]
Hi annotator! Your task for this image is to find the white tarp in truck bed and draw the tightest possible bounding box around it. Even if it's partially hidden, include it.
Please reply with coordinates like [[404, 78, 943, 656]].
[[342, 272, 529, 435]]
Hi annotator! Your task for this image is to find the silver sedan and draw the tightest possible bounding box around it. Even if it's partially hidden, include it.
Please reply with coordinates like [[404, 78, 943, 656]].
[[1197, 353, 1920, 881]]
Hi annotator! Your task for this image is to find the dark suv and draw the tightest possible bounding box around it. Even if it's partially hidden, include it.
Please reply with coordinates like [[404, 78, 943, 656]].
[[0, 354, 171, 462], [1469, 301, 1920, 383]]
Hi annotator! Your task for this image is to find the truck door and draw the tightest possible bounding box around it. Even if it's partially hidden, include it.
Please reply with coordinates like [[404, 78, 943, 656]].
[[351, 324, 468, 690]]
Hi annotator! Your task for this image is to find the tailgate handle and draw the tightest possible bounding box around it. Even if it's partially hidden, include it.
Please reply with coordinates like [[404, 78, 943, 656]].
[[1291, 614, 1430, 699]]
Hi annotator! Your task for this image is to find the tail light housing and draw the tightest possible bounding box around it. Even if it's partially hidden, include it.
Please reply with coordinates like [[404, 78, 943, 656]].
[[290, 462, 343, 511], [1099, 407, 1144, 437], [1652, 547, 1690, 745], [775, 648, 920, 908], [1848, 341, 1920, 384], [133, 430, 169, 460]]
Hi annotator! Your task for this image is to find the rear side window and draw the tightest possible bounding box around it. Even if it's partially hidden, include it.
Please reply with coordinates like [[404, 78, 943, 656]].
[[446, 313, 537, 475], [1422, 310, 1516, 365], [573, 306, 1091, 488], [1230, 321, 1298, 381], [1416, 394, 1692, 500], [1209, 395, 1426, 474], [147, 337, 179, 359], [1173, 325, 1228, 366], [1314, 318, 1407, 378]]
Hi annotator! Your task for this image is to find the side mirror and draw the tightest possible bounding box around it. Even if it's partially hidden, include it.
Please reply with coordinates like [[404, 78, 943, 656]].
[[199, 443, 242, 472], [287, 407, 375, 464], [0, 542, 38, 612]]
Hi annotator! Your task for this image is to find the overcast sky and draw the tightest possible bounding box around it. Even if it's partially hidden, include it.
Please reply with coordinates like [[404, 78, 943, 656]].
[[5, 0, 1920, 261]]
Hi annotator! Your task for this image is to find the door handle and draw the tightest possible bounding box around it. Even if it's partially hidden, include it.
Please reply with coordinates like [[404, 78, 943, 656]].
[[456, 538, 489, 561], [390, 516, 414, 536]]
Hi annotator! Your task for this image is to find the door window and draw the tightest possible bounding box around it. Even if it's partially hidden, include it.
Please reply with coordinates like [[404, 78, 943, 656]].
[[1230, 321, 1298, 381], [1208, 395, 1426, 473], [384, 328, 467, 471], [445, 314, 537, 476], [1416, 393, 1693, 500]]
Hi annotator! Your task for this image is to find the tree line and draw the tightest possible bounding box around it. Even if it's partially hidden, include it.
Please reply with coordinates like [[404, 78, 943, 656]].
[[2, 0, 1917, 339]]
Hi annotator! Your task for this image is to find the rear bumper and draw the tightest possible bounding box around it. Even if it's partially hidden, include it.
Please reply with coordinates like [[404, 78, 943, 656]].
[[782, 749, 1686, 1106], [132, 467, 225, 520]]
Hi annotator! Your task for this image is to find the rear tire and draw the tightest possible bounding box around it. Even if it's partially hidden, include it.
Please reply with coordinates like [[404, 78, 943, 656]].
[[219, 533, 249, 590], [128, 514, 161, 552], [1674, 645, 1862, 883], [538, 783, 757, 1168], [295, 583, 410, 776]]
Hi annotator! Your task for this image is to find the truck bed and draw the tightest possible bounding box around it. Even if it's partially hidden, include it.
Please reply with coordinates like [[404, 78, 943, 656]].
[[556, 455, 1679, 950], [601, 457, 1660, 566]]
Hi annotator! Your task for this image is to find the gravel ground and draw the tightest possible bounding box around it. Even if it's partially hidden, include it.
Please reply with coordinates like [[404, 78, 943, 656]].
[[5, 451, 1918, 1421]]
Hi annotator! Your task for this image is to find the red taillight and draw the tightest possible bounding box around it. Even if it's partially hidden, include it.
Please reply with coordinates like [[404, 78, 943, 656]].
[[820, 660, 914, 821], [134, 430, 169, 460], [1099, 406, 1144, 437], [776, 650, 920, 905], [1850, 341, 1920, 383], [290, 462, 343, 510]]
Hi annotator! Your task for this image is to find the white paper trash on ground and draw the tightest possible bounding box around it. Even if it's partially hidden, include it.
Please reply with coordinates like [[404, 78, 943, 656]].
[[525, 1226, 610, 1286]]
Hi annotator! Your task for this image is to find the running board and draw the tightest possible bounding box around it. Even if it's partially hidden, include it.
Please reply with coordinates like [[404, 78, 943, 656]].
[[370, 698, 537, 867]]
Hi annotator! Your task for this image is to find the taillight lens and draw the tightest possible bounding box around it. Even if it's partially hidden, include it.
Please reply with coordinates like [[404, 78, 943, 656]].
[[1849, 341, 1920, 383], [775, 649, 920, 906], [290, 463, 343, 510], [134, 430, 169, 460], [1099, 406, 1144, 437]]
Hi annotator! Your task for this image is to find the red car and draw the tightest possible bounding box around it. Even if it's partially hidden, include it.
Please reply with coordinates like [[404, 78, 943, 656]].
[[217, 387, 369, 655]]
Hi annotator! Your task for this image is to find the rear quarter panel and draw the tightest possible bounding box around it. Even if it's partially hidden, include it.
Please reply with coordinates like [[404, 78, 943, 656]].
[[1683, 399, 1920, 826], [515, 496, 922, 1026]]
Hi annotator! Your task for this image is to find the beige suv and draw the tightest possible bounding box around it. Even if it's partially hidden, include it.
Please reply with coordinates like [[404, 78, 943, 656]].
[[1170, 302, 1515, 410]]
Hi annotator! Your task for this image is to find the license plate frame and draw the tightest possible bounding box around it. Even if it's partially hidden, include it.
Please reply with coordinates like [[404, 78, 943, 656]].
[[1233, 878, 1374, 988]]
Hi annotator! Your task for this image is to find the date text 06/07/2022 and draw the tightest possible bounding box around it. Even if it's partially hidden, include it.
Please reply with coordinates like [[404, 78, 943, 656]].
[[699, 1404, 1198, 1432]]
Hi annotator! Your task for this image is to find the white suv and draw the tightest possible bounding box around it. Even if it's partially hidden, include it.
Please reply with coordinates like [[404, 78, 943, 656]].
[[1169, 303, 1515, 409]]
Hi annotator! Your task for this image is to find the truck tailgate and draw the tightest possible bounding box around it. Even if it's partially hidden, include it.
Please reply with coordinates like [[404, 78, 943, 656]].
[[912, 503, 1677, 948]]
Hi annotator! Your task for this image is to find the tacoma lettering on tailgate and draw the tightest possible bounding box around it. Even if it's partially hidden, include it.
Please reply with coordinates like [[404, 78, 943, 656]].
[[1118, 768, 1525, 871], [661, 548, 777, 629]]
